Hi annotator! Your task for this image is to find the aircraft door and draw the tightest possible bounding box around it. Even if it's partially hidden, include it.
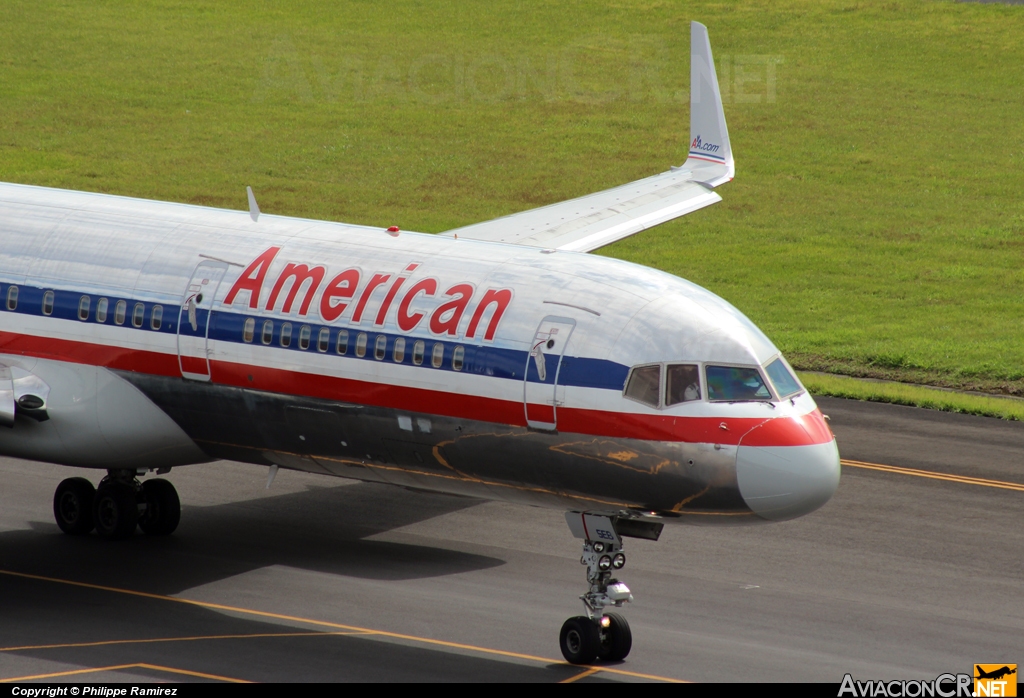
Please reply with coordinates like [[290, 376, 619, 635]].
[[523, 316, 576, 431], [177, 260, 228, 382]]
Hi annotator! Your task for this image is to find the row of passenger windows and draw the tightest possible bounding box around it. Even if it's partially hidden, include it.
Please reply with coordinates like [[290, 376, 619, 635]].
[[5, 284, 463, 370], [4, 286, 163, 330], [624, 358, 802, 408], [241, 318, 466, 371]]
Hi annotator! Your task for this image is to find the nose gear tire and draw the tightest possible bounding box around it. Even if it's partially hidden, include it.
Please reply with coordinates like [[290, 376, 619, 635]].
[[560, 616, 600, 665], [597, 612, 632, 662]]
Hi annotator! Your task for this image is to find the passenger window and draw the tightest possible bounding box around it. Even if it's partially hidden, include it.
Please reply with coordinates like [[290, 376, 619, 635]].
[[355, 332, 367, 358], [132, 303, 145, 328], [96, 297, 108, 323], [452, 345, 464, 372], [666, 364, 701, 405], [393, 337, 406, 363], [262, 320, 273, 345], [114, 300, 127, 325], [624, 365, 661, 407], [243, 317, 255, 343], [431, 343, 444, 368], [299, 325, 311, 350], [78, 295, 90, 321], [706, 365, 772, 402], [765, 357, 803, 399], [412, 340, 425, 366], [374, 335, 387, 360], [280, 323, 292, 348], [318, 327, 330, 353], [151, 305, 163, 330], [42, 291, 54, 316], [337, 329, 349, 355], [6, 285, 17, 311]]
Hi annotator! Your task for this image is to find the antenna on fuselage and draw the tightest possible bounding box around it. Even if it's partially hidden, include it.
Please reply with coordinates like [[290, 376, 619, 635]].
[[246, 186, 260, 222]]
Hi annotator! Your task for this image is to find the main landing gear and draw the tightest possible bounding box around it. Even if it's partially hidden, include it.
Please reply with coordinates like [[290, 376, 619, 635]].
[[559, 513, 639, 665], [53, 469, 180, 540]]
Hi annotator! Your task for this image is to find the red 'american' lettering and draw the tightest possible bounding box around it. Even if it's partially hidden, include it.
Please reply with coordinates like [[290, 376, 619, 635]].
[[223, 248, 512, 341]]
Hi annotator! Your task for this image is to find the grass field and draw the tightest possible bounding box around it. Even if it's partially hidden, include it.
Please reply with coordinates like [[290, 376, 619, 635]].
[[2, 1, 1023, 397], [798, 372, 1024, 421]]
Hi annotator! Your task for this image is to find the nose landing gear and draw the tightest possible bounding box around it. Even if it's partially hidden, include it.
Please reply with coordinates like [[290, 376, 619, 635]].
[[559, 513, 643, 665]]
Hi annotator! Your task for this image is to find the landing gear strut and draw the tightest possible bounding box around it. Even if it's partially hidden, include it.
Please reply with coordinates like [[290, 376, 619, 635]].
[[559, 513, 637, 665], [52, 470, 180, 540]]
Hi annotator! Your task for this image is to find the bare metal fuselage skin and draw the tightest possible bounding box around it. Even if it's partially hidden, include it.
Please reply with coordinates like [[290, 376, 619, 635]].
[[0, 182, 840, 525]]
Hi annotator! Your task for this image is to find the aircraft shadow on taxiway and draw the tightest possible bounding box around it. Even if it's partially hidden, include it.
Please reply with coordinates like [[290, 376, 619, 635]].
[[0, 482, 617, 681], [0, 480, 503, 597], [0, 569, 614, 683]]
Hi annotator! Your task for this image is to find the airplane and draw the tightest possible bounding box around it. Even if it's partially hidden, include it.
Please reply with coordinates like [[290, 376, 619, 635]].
[[0, 22, 840, 665], [976, 667, 1017, 681]]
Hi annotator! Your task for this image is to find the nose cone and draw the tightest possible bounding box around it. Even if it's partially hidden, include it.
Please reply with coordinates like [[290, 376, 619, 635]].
[[736, 415, 841, 521]]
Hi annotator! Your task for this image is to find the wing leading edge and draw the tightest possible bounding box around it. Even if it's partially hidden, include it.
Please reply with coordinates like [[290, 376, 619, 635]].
[[441, 21, 733, 253]]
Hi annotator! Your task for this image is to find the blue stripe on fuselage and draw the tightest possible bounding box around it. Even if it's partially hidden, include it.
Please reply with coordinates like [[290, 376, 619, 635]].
[[0, 280, 630, 392]]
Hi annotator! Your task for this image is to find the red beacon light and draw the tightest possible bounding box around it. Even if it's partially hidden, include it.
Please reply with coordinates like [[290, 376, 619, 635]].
[[386, 226, 400, 237]]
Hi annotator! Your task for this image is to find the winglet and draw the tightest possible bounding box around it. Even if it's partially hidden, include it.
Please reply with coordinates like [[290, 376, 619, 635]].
[[246, 186, 260, 222], [683, 22, 734, 188]]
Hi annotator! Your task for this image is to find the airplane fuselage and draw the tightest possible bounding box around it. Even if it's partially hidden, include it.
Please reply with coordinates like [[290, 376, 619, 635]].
[[0, 182, 839, 525]]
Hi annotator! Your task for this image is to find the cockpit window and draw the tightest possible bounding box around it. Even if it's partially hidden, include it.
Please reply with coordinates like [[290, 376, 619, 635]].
[[624, 365, 661, 407], [666, 364, 701, 405], [706, 365, 772, 401], [765, 357, 803, 399]]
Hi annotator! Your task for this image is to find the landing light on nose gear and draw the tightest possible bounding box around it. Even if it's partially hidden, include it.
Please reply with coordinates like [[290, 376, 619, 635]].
[[560, 513, 662, 665]]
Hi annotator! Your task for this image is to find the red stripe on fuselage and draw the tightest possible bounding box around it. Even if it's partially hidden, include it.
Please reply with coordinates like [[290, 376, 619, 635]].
[[0, 330, 181, 376], [735, 409, 833, 448], [0, 330, 833, 447]]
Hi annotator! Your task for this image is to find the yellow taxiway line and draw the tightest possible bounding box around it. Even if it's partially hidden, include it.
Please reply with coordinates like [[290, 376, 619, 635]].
[[0, 630, 370, 653], [1, 663, 250, 683], [0, 569, 684, 683], [841, 459, 1024, 492], [560, 666, 602, 683]]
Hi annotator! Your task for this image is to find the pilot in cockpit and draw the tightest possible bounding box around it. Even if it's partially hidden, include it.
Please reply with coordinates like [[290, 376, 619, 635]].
[[667, 364, 701, 405]]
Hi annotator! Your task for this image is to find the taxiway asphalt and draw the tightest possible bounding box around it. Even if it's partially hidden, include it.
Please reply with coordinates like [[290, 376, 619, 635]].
[[1, 396, 1021, 683]]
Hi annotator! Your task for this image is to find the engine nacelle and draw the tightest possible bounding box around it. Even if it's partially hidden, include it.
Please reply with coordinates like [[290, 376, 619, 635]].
[[1, 361, 52, 426], [0, 355, 209, 470]]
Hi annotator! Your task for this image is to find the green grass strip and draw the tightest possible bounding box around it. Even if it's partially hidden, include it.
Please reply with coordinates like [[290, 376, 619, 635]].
[[798, 372, 1024, 422]]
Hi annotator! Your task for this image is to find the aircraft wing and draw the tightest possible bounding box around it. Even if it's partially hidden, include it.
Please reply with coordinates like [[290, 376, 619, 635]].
[[440, 22, 734, 254]]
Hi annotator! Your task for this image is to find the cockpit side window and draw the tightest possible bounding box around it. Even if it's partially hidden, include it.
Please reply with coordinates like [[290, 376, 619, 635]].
[[666, 364, 701, 405], [706, 365, 772, 402], [765, 357, 803, 399], [624, 365, 661, 407]]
